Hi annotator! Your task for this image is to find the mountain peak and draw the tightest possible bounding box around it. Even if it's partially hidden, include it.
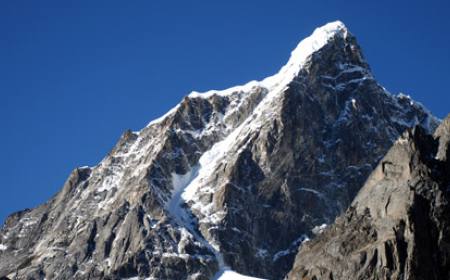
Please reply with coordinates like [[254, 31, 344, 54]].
[[262, 20, 349, 87], [288, 20, 348, 64], [188, 21, 350, 99], [0, 21, 441, 280]]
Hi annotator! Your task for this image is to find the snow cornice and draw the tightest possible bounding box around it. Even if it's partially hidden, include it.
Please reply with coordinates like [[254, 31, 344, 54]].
[[189, 20, 348, 98]]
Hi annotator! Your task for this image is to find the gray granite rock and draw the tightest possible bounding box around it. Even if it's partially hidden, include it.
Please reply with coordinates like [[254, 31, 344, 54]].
[[286, 117, 450, 280]]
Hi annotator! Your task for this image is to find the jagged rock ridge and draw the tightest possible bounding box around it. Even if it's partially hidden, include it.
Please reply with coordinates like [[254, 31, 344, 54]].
[[287, 115, 450, 280], [0, 21, 440, 280]]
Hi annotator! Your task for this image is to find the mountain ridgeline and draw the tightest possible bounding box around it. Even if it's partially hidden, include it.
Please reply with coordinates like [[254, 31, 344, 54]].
[[0, 21, 446, 280]]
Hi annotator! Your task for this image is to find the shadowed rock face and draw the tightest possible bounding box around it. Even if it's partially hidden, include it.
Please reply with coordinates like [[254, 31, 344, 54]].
[[287, 117, 450, 280], [0, 22, 440, 280]]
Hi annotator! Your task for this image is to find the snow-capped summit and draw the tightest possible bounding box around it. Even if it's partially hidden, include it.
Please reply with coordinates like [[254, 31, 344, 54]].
[[0, 21, 441, 280], [189, 20, 348, 99]]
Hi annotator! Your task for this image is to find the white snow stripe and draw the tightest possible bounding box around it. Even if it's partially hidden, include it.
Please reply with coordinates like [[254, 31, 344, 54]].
[[188, 21, 347, 99]]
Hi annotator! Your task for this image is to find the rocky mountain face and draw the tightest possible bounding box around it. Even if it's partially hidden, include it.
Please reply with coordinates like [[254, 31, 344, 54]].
[[287, 115, 450, 280], [0, 21, 441, 280]]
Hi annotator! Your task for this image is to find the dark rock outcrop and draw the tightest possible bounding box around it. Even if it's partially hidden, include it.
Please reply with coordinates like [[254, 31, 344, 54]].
[[287, 116, 450, 280]]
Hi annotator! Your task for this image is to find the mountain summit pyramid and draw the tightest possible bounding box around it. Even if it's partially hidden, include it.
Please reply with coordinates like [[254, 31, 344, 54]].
[[0, 21, 441, 280]]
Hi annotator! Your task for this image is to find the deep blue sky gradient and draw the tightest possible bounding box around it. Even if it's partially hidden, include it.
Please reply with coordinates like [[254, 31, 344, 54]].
[[1, 0, 449, 223]]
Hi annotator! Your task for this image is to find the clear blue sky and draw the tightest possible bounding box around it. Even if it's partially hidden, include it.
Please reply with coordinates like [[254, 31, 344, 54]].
[[1, 0, 449, 223]]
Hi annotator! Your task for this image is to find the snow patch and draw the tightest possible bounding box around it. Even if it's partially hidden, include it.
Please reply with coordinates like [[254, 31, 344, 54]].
[[166, 168, 230, 276], [215, 270, 266, 280], [312, 223, 327, 235], [396, 136, 410, 145], [351, 98, 357, 109], [398, 92, 414, 105], [146, 104, 180, 127], [297, 187, 323, 197], [167, 167, 200, 229], [393, 93, 441, 134], [272, 235, 309, 262], [256, 248, 269, 258], [0, 244, 7, 251]]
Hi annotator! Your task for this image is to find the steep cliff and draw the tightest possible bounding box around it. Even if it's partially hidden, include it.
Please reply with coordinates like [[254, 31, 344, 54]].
[[287, 115, 450, 280]]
